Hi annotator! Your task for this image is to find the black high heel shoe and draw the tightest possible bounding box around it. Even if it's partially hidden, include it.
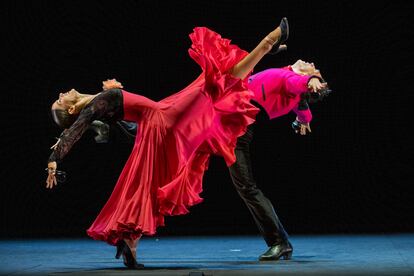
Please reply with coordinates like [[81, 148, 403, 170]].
[[267, 17, 289, 55], [122, 243, 145, 269], [115, 240, 126, 259]]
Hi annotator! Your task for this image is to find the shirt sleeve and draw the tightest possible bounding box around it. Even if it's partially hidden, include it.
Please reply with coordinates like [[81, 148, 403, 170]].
[[292, 99, 313, 123], [285, 74, 311, 95], [285, 74, 324, 96], [48, 107, 95, 163]]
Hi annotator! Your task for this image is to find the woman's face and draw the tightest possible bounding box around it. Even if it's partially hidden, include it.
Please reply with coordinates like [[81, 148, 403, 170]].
[[51, 88, 79, 111]]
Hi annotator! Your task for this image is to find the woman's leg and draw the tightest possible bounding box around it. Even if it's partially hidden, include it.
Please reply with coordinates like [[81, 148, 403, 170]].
[[120, 236, 144, 269], [124, 236, 141, 260], [230, 23, 284, 79]]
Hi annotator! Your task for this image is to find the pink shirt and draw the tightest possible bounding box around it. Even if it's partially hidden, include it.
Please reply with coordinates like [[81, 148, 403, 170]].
[[248, 66, 313, 123]]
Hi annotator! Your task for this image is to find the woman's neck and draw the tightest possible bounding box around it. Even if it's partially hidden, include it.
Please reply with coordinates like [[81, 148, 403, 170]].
[[77, 93, 100, 109]]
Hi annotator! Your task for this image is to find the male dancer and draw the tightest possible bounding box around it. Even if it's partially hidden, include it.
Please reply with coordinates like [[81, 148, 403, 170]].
[[229, 59, 329, 261]]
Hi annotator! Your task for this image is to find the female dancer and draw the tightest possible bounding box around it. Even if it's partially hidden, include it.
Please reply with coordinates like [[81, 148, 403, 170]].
[[45, 18, 289, 268]]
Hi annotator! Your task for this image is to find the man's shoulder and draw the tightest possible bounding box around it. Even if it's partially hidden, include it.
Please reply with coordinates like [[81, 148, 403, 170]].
[[249, 67, 292, 84]]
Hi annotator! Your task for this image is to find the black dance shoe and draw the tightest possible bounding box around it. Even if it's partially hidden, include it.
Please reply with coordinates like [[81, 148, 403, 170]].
[[268, 17, 289, 55], [122, 244, 145, 269], [115, 240, 126, 259], [259, 241, 293, 261]]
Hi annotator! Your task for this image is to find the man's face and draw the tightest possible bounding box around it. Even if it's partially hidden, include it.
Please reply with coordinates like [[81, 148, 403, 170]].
[[293, 59, 320, 76]]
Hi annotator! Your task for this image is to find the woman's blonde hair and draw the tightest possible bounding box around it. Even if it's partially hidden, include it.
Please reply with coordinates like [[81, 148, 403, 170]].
[[51, 109, 77, 129]]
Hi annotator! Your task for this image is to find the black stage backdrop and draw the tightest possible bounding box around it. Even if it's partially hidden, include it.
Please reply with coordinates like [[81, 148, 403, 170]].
[[1, 1, 413, 238]]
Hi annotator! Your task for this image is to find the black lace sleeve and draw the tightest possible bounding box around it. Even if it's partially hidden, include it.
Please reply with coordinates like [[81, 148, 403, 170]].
[[48, 106, 96, 163], [47, 89, 123, 163]]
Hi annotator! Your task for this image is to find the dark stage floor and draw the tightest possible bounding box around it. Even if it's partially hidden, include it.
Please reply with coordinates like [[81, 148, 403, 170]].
[[1, 234, 413, 275]]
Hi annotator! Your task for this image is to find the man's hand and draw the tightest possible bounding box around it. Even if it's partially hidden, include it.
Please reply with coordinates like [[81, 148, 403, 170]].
[[102, 79, 123, 90], [293, 120, 312, 135], [46, 161, 57, 189], [308, 77, 327, 93], [297, 122, 311, 135], [292, 119, 312, 135]]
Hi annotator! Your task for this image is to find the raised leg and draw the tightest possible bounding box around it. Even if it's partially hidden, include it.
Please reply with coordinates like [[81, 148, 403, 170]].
[[230, 20, 286, 79]]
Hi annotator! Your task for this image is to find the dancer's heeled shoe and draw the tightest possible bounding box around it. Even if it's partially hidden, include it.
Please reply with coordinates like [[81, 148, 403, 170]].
[[267, 17, 289, 55], [115, 240, 126, 259], [123, 244, 144, 269]]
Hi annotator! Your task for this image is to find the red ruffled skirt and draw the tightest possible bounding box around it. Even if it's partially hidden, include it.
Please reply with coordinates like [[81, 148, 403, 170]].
[[86, 27, 259, 245]]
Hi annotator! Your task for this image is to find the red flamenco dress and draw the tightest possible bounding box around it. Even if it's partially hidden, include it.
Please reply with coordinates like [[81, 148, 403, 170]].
[[86, 27, 259, 245]]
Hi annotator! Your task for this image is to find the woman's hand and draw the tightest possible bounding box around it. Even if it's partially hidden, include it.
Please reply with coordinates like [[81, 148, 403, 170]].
[[102, 79, 124, 90], [46, 161, 57, 189], [50, 138, 61, 150], [308, 78, 327, 93]]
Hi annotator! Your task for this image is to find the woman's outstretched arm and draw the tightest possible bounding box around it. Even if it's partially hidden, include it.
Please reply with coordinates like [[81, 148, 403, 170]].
[[46, 107, 96, 188]]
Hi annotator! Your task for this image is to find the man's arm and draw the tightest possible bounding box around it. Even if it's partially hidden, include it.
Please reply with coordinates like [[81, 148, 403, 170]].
[[293, 98, 312, 123], [285, 74, 325, 95], [291, 99, 312, 135]]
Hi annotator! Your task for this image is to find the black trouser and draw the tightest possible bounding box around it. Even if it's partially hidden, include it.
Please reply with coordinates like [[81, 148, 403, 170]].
[[228, 124, 289, 246]]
